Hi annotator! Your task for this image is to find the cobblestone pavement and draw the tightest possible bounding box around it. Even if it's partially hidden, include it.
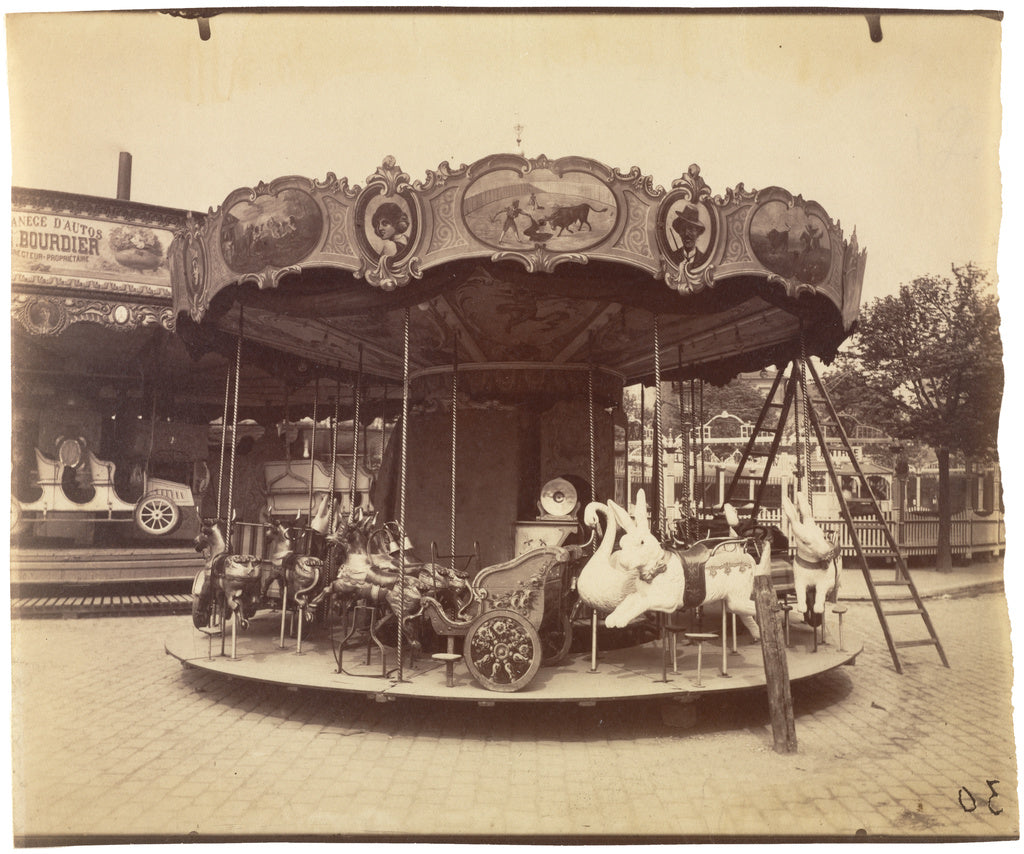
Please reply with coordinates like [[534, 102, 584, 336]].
[[10, 592, 1019, 843]]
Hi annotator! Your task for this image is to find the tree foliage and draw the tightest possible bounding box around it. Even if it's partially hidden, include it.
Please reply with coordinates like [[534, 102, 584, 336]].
[[840, 264, 1002, 461]]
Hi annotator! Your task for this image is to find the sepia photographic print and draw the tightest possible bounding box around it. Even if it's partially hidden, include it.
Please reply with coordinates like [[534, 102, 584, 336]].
[[5, 3, 1020, 846]]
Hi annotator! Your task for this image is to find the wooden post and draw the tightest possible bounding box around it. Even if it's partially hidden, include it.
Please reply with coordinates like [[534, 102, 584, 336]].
[[752, 573, 797, 753]]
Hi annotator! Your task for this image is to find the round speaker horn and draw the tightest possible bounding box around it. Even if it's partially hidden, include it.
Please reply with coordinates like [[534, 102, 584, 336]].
[[540, 478, 578, 518]]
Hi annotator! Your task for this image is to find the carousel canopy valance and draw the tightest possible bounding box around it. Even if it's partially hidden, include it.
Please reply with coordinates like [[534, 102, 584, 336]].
[[168, 153, 866, 388]]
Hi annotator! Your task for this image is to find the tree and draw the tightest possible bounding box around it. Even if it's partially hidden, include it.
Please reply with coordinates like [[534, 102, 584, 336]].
[[838, 263, 1002, 570]]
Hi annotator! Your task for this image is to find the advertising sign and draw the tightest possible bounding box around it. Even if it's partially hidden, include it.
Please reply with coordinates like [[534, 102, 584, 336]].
[[11, 209, 176, 288]]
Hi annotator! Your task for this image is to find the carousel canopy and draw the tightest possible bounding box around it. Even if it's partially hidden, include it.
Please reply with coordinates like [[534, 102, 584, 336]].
[[169, 154, 866, 391]]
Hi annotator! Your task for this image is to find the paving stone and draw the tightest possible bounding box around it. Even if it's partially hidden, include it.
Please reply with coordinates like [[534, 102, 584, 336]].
[[10, 595, 1021, 841]]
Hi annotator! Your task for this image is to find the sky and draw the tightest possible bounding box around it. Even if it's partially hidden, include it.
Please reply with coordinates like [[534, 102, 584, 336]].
[[3, 5, 1007, 307]]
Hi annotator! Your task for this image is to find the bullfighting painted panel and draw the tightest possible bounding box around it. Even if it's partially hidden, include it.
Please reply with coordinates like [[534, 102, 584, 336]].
[[462, 166, 618, 251]]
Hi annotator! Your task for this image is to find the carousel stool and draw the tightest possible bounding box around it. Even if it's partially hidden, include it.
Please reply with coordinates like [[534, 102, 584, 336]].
[[684, 632, 718, 688], [432, 652, 461, 688], [779, 601, 793, 648], [664, 611, 689, 674], [832, 604, 849, 652]]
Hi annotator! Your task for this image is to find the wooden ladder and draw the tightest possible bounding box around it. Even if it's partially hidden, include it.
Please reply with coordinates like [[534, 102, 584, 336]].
[[803, 359, 949, 674], [723, 360, 949, 674]]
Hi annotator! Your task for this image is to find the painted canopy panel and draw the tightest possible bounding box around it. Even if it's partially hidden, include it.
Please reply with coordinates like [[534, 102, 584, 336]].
[[167, 154, 867, 385]]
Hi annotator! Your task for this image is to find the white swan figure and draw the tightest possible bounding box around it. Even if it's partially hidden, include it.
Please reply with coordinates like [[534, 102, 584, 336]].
[[576, 500, 638, 613]]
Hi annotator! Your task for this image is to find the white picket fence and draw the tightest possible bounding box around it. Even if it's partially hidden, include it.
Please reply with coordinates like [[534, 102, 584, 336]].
[[665, 503, 1005, 560]]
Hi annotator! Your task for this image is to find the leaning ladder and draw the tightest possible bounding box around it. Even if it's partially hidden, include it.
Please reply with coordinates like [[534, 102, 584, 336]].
[[802, 359, 948, 674], [724, 360, 949, 675]]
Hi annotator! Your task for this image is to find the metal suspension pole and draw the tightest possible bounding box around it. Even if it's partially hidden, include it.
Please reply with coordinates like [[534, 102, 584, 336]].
[[588, 358, 596, 506], [397, 308, 411, 682], [697, 379, 706, 520], [306, 377, 320, 523], [675, 346, 693, 542], [449, 335, 459, 579], [225, 308, 244, 549], [798, 332, 813, 512], [689, 379, 697, 536], [653, 315, 664, 537], [588, 347, 600, 673], [328, 378, 340, 533], [640, 384, 646, 502], [216, 356, 232, 522], [349, 347, 363, 521], [677, 392, 691, 540], [792, 367, 804, 500]]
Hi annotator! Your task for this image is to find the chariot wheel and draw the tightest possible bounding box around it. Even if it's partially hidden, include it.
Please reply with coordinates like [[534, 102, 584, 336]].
[[134, 493, 181, 536], [11, 500, 22, 533], [540, 612, 574, 666], [463, 608, 542, 692]]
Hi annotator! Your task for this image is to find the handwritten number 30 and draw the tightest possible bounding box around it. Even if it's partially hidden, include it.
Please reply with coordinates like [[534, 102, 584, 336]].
[[959, 780, 1002, 815]]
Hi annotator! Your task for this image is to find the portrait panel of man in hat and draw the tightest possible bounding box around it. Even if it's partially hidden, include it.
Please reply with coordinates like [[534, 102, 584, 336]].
[[666, 201, 711, 269]]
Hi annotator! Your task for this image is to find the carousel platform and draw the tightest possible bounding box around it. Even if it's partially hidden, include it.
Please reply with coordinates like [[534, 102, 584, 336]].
[[164, 611, 861, 705]]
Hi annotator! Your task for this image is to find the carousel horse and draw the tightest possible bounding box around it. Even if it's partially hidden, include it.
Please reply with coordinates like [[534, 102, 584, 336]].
[[193, 519, 263, 629], [781, 492, 842, 627], [309, 511, 471, 651], [369, 521, 474, 617], [308, 510, 418, 619], [263, 519, 323, 620], [591, 490, 771, 638]]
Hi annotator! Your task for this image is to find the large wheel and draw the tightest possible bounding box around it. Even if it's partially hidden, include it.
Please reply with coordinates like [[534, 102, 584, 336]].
[[11, 500, 22, 533], [134, 493, 181, 536], [464, 609, 542, 692]]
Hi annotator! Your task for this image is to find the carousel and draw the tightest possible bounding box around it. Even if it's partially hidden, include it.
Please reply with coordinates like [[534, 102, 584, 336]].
[[163, 153, 867, 706]]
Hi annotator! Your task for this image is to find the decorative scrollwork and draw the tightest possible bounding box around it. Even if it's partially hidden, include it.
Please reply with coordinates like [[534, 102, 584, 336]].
[[321, 197, 357, 258], [670, 163, 712, 204], [12, 187, 189, 230], [414, 160, 469, 192], [489, 571, 544, 615], [662, 258, 717, 294], [238, 265, 302, 291], [311, 171, 358, 197], [356, 254, 423, 292], [426, 187, 471, 255], [722, 208, 751, 264], [365, 155, 412, 197], [249, 180, 274, 201], [611, 190, 653, 258], [613, 164, 665, 200], [13, 294, 173, 334], [491, 246, 589, 274], [715, 181, 758, 207]]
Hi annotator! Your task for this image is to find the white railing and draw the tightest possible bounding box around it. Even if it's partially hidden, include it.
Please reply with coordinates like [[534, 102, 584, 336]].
[[654, 497, 1004, 560]]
